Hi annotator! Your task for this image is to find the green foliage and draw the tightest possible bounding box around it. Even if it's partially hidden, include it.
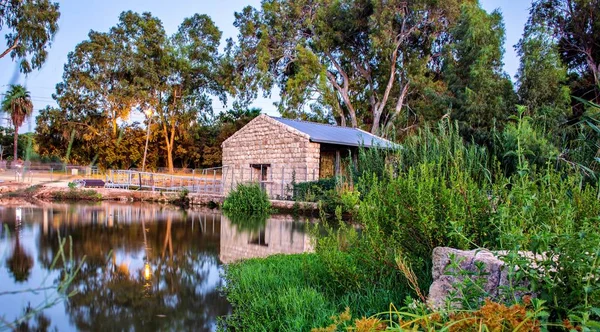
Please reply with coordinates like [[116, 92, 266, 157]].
[[0, 0, 60, 73], [497, 107, 559, 176], [222, 183, 271, 214], [293, 177, 336, 202], [313, 116, 600, 329], [443, 2, 516, 144], [516, 25, 570, 134], [1, 84, 33, 161], [228, 0, 475, 134], [220, 254, 335, 331]]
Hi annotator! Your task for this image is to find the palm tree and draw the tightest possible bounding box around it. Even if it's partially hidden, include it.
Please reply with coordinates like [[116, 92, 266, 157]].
[[1, 85, 33, 161]]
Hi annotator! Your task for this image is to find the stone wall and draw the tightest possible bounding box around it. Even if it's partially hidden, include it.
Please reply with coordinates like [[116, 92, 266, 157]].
[[221, 115, 321, 197]]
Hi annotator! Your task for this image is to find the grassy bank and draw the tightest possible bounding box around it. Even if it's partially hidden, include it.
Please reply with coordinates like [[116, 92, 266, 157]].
[[221, 253, 408, 332]]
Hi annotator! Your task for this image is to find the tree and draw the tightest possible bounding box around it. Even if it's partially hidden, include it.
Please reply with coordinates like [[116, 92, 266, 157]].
[[227, 0, 471, 135], [442, 3, 516, 144], [0, 0, 60, 73], [516, 26, 571, 133], [129, 12, 225, 172], [1, 84, 33, 161], [529, 0, 600, 110], [55, 29, 136, 138], [53, 11, 226, 172]]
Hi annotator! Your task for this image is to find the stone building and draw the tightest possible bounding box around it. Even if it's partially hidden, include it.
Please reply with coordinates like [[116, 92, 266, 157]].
[[221, 114, 394, 198]]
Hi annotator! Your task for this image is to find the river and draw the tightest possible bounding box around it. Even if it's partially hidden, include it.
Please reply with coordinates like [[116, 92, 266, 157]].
[[0, 202, 314, 331]]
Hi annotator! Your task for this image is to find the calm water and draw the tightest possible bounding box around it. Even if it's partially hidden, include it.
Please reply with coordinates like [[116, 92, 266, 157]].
[[0, 203, 313, 331]]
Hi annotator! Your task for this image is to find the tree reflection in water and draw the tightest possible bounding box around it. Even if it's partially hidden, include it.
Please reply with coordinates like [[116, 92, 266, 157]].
[[6, 208, 34, 283], [34, 204, 229, 331]]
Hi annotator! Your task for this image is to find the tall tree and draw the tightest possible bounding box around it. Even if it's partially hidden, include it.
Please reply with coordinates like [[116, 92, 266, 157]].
[[529, 0, 600, 110], [442, 3, 516, 144], [53, 11, 226, 172], [1, 84, 33, 161], [516, 26, 571, 133], [0, 0, 60, 73], [130, 12, 225, 172], [55, 29, 136, 138], [227, 0, 471, 135]]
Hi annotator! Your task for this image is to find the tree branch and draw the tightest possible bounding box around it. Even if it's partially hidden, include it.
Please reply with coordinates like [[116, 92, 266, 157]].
[[0, 37, 19, 59]]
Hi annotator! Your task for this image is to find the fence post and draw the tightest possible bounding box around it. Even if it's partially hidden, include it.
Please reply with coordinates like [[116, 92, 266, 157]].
[[213, 170, 216, 193]]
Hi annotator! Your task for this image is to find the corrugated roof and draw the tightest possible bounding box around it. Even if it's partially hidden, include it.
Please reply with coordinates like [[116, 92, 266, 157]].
[[271, 117, 397, 148]]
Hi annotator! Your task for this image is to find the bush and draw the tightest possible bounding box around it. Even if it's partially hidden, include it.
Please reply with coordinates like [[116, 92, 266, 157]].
[[292, 177, 337, 202], [222, 183, 271, 214]]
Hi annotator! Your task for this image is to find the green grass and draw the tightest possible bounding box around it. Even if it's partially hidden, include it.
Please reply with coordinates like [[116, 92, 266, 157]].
[[220, 253, 409, 332]]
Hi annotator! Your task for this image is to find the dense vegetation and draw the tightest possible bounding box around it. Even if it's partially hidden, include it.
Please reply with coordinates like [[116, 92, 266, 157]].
[[222, 116, 600, 331]]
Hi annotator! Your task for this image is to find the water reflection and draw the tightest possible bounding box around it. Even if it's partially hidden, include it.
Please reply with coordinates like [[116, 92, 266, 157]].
[[0, 203, 314, 331], [220, 213, 313, 264]]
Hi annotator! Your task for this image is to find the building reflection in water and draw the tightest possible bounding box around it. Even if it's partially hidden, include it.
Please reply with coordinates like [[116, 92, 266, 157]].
[[219, 213, 314, 264]]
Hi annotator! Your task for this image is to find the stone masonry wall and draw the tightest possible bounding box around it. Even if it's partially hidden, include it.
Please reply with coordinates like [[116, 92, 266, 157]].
[[221, 114, 320, 197]]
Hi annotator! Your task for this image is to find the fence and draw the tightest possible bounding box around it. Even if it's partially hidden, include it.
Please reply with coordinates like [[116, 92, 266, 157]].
[[223, 165, 320, 200], [107, 168, 224, 194]]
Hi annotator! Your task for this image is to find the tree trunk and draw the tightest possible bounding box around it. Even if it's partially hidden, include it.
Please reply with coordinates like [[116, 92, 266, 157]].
[[162, 125, 174, 174], [13, 127, 18, 161]]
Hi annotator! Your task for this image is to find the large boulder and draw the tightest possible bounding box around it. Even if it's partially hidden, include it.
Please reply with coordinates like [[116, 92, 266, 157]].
[[427, 247, 535, 309]]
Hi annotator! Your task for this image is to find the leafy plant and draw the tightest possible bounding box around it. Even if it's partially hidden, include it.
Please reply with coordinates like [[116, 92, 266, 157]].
[[223, 183, 271, 214]]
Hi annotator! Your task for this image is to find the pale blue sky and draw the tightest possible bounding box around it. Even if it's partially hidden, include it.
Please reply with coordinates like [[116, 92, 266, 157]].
[[0, 0, 531, 130]]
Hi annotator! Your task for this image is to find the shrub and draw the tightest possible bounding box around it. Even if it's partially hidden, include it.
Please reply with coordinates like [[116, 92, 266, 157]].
[[222, 183, 271, 214], [293, 177, 337, 202]]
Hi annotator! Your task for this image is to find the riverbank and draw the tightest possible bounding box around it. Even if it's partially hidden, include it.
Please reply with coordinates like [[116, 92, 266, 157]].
[[0, 180, 318, 213]]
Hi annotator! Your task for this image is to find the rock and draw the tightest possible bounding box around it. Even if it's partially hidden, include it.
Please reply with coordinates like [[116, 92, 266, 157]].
[[428, 247, 534, 309]]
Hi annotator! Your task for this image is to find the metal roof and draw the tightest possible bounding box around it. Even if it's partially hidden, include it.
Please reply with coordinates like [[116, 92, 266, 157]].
[[271, 117, 397, 149]]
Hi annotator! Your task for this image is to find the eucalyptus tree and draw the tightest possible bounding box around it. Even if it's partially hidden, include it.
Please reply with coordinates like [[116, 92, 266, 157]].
[[227, 0, 471, 135], [1, 84, 33, 161], [55, 28, 136, 138], [442, 3, 516, 144], [125, 12, 225, 172], [0, 0, 60, 73], [516, 25, 570, 133], [529, 0, 600, 106]]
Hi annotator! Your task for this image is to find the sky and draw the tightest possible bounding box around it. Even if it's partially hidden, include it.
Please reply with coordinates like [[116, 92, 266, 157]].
[[0, 0, 532, 131]]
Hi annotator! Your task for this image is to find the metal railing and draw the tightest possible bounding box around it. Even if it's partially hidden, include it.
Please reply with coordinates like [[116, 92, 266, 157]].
[[106, 168, 225, 194], [223, 165, 320, 200]]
